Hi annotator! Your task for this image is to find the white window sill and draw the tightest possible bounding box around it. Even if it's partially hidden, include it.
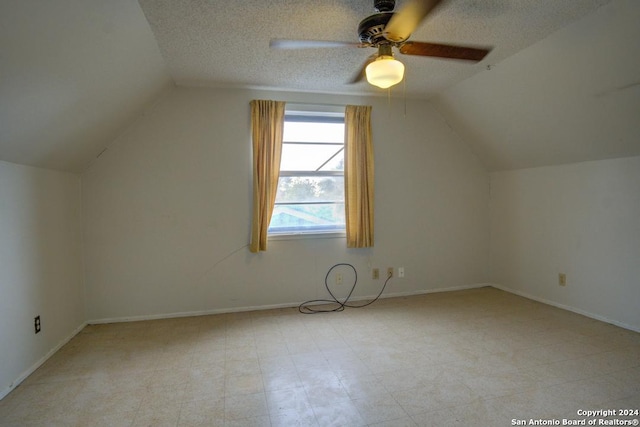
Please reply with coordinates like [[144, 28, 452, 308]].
[[268, 231, 346, 241]]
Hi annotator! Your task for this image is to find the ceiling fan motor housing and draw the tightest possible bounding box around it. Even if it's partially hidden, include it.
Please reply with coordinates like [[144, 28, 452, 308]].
[[358, 13, 394, 45]]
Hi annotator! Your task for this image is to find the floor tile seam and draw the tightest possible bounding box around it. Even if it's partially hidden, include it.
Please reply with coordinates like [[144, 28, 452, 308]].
[[607, 365, 640, 381], [398, 390, 486, 417], [458, 378, 544, 401], [222, 392, 272, 422], [594, 343, 640, 355], [258, 359, 304, 393], [308, 401, 366, 427], [590, 384, 640, 403], [451, 394, 566, 421], [504, 339, 605, 353], [568, 353, 640, 375], [475, 387, 565, 412], [254, 368, 269, 401], [349, 396, 412, 425], [590, 341, 640, 354], [581, 371, 640, 391], [257, 354, 294, 369], [175, 395, 226, 425], [515, 356, 594, 372], [129, 392, 152, 426], [260, 365, 300, 380], [0, 398, 19, 415], [532, 378, 615, 405], [478, 383, 570, 408], [407, 397, 490, 421], [263, 394, 317, 423], [300, 377, 351, 404], [178, 384, 225, 405], [370, 379, 417, 412], [552, 338, 626, 354]]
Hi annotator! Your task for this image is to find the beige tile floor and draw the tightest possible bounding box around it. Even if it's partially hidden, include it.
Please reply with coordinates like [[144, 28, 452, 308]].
[[1, 287, 639, 426]]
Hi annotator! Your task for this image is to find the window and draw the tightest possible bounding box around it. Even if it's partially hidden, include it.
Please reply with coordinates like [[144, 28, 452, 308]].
[[268, 110, 345, 235]]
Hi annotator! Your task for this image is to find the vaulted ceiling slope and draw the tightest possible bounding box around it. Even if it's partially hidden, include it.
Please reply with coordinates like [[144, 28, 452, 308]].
[[1, 0, 632, 174], [0, 0, 173, 173], [434, 0, 640, 171]]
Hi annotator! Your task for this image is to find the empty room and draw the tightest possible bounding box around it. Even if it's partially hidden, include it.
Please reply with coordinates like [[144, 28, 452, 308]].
[[1, 0, 639, 426]]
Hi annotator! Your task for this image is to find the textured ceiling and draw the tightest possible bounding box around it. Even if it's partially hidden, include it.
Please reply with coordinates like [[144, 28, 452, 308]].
[[2, 0, 631, 174], [138, 0, 611, 97]]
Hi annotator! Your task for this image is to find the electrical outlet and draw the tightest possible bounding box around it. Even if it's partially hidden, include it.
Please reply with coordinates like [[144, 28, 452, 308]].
[[372, 268, 379, 280], [34, 316, 41, 334], [398, 267, 405, 278], [387, 267, 394, 278], [559, 273, 567, 286], [336, 273, 343, 285]]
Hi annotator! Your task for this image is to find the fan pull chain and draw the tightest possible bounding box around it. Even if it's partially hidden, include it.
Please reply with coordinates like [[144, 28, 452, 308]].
[[403, 72, 407, 117]]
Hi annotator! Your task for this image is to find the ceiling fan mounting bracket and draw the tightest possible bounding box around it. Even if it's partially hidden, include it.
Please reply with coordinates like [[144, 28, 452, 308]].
[[374, 0, 396, 13]]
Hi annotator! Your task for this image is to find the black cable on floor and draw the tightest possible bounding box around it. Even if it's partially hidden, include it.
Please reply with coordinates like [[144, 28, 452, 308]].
[[298, 263, 392, 314]]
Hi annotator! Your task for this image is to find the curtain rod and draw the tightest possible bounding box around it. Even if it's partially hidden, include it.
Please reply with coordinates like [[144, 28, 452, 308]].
[[285, 102, 369, 112]]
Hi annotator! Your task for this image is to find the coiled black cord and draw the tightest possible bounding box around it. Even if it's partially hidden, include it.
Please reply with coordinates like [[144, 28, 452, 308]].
[[298, 263, 392, 314]]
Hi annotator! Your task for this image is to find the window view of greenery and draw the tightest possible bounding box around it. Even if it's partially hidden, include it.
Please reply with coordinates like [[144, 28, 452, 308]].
[[268, 114, 346, 234]]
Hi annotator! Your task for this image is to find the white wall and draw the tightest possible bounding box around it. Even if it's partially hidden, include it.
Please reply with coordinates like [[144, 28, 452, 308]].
[[0, 161, 85, 399], [82, 86, 490, 322], [490, 156, 640, 331], [0, 0, 173, 172], [434, 0, 640, 171]]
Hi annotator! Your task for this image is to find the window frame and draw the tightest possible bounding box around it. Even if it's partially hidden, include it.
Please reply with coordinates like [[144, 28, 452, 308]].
[[268, 107, 346, 239]]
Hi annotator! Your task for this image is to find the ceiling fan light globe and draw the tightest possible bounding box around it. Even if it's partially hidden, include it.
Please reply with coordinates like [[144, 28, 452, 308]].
[[365, 56, 405, 89]]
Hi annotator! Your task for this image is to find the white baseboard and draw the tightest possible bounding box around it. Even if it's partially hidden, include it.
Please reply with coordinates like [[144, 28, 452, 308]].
[[369, 282, 491, 300], [490, 283, 640, 333], [88, 302, 303, 324], [0, 322, 87, 401], [88, 283, 492, 325]]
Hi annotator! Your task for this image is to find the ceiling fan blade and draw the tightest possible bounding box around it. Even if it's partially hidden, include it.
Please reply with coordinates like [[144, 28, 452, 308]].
[[399, 41, 491, 61], [348, 55, 377, 84], [384, 0, 445, 42], [270, 39, 361, 50]]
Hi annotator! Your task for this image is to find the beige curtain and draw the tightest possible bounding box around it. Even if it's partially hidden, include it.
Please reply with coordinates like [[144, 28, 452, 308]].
[[344, 105, 374, 248], [250, 100, 285, 252]]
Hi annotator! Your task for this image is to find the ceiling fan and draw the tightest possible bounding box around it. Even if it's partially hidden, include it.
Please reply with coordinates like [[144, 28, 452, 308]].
[[270, 0, 492, 89]]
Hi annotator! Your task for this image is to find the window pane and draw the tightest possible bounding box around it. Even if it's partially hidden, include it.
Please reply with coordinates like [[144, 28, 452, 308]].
[[275, 177, 344, 203], [269, 203, 345, 234], [280, 144, 344, 171], [283, 121, 344, 143], [269, 113, 346, 235], [318, 149, 344, 171]]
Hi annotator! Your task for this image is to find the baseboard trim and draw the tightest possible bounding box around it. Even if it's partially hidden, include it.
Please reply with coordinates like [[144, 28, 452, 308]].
[[490, 283, 640, 333], [88, 302, 302, 324], [367, 282, 491, 300], [0, 322, 87, 401], [87, 283, 492, 325]]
